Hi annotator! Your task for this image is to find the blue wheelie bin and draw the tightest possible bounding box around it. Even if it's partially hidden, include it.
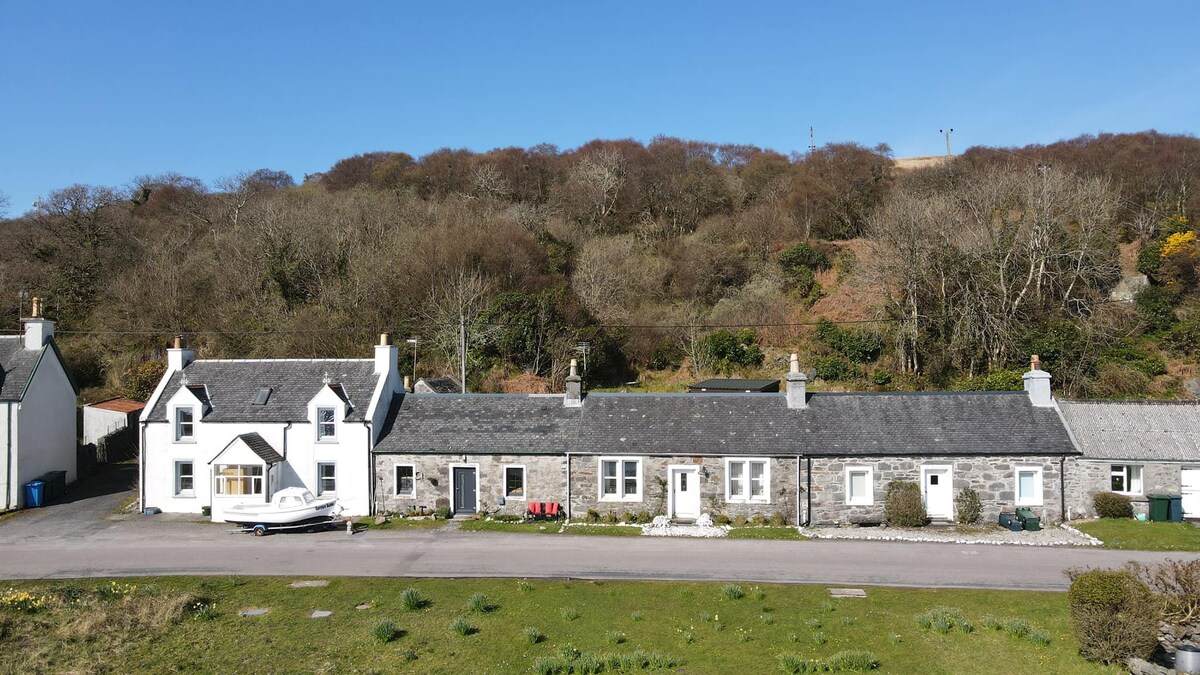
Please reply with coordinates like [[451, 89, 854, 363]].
[[1168, 495, 1184, 523], [23, 480, 45, 508]]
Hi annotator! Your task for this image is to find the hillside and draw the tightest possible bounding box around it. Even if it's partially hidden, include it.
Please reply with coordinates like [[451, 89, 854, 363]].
[[1, 131, 1199, 402]]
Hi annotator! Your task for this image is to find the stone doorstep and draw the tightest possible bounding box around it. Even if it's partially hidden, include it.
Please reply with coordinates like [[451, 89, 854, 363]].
[[828, 588, 867, 598]]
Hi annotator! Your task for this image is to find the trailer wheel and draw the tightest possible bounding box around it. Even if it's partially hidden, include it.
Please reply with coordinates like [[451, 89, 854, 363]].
[[252, 524, 268, 536]]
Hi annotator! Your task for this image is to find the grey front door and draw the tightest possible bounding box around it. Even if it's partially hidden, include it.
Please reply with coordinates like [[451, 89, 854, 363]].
[[453, 467, 477, 515]]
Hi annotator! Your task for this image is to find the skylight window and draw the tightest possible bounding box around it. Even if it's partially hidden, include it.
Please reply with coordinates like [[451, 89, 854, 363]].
[[252, 388, 272, 406]]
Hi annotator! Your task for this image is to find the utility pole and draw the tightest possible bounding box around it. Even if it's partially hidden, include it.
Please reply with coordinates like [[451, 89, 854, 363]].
[[809, 127, 816, 154], [459, 315, 467, 393], [406, 337, 419, 386], [939, 128, 954, 156]]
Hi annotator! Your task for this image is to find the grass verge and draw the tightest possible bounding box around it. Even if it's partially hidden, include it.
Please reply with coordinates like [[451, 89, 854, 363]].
[[355, 517, 448, 531], [0, 577, 1117, 674], [726, 527, 807, 540], [459, 520, 564, 534], [1072, 518, 1200, 551]]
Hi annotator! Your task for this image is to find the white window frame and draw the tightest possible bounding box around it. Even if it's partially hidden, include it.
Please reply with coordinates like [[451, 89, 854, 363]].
[[503, 464, 527, 500], [173, 406, 195, 442], [316, 406, 337, 442], [725, 458, 771, 503], [394, 464, 416, 498], [213, 464, 264, 497], [316, 462, 336, 496], [1110, 464, 1144, 495], [1015, 465, 1044, 507], [598, 457, 642, 502], [844, 466, 874, 506], [174, 460, 195, 497]]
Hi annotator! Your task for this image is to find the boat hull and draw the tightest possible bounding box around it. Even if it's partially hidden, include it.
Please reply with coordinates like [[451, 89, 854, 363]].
[[224, 500, 338, 525]]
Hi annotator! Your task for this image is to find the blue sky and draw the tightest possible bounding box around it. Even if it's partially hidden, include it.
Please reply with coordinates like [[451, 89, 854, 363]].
[[2, 2, 1197, 213]]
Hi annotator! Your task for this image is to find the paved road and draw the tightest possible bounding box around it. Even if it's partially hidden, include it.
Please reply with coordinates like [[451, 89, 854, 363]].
[[0, 469, 1185, 590]]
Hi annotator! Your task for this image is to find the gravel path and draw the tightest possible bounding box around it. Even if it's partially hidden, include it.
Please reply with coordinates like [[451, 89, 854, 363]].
[[799, 522, 1101, 547]]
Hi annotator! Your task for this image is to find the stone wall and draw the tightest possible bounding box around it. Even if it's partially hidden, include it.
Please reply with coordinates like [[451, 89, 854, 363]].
[[1065, 459, 1183, 518], [567, 455, 801, 523], [374, 453, 566, 517], [806, 455, 1067, 526]]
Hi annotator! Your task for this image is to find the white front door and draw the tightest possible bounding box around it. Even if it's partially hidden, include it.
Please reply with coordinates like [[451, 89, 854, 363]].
[[1183, 468, 1200, 519], [921, 466, 953, 520], [670, 467, 701, 520]]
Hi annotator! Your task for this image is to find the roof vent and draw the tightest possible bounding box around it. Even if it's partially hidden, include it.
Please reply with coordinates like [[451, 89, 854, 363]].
[[252, 388, 272, 406]]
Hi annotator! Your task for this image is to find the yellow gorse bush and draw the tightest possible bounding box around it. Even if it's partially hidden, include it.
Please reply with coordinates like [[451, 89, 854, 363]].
[[1160, 231, 1198, 258]]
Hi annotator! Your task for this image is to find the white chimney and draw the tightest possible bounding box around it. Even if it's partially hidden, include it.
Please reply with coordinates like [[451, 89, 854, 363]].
[[375, 333, 399, 385], [21, 296, 54, 351], [785, 353, 808, 409], [1023, 354, 1054, 407], [166, 335, 195, 372], [564, 359, 582, 407]]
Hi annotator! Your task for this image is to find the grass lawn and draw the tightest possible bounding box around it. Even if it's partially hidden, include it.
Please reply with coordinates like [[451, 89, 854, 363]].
[[726, 526, 807, 540], [460, 520, 564, 534], [355, 517, 448, 531], [0, 577, 1117, 674], [1073, 518, 1200, 551], [562, 524, 642, 537]]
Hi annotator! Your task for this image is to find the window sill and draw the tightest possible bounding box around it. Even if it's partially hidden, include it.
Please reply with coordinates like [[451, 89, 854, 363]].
[[505, 495, 527, 501], [599, 496, 642, 503], [394, 493, 416, 499], [174, 493, 196, 499], [1015, 501, 1044, 508], [173, 439, 197, 444], [726, 497, 771, 505], [845, 500, 874, 507]]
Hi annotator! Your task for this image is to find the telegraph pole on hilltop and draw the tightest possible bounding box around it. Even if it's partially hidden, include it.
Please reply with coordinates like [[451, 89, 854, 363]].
[[940, 128, 954, 156], [809, 127, 816, 153]]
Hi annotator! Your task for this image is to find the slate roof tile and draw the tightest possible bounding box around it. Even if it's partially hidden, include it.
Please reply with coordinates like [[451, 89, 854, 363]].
[[1058, 400, 1200, 461], [0, 336, 41, 401], [373, 394, 579, 454]]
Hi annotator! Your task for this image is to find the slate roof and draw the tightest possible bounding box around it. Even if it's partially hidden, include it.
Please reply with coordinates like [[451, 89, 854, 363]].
[[577, 394, 793, 455], [688, 378, 780, 393], [1058, 400, 1200, 461], [238, 432, 284, 464], [373, 390, 1078, 458], [373, 394, 580, 454], [0, 336, 40, 401], [146, 360, 381, 423], [414, 376, 462, 394], [798, 392, 1078, 457]]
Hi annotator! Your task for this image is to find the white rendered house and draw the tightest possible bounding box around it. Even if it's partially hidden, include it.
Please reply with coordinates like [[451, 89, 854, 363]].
[[139, 334, 402, 521], [0, 299, 79, 510]]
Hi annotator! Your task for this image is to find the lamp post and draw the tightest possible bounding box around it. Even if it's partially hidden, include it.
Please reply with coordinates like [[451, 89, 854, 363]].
[[406, 337, 419, 384]]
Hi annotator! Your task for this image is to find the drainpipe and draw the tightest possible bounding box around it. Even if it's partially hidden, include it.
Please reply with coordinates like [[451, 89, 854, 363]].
[[804, 457, 813, 526], [138, 420, 148, 513], [4, 404, 13, 510], [364, 421, 374, 516], [1059, 456, 1067, 522], [276, 422, 292, 504], [565, 452, 572, 521]]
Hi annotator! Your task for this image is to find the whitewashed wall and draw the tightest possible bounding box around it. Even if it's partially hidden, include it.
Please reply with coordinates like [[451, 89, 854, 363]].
[[13, 352, 77, 507], [82, 407, 134, 446]]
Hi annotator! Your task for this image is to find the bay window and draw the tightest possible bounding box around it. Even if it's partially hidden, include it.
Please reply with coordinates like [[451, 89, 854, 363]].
[[214, 464, 263, 496]]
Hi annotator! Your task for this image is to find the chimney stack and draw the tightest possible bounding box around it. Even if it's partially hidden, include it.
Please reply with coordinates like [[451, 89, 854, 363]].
[[166, 334, 195, 371], [1023, 354, 1054, 407], [21, 296, 54, 351], [785, 353, 808, 409], [375, 332, 400, 391], [564, 358, 583, 407]]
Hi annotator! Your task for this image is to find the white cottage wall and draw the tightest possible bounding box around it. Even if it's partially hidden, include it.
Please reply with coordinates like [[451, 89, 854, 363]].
[[14, 350, 77, 507]]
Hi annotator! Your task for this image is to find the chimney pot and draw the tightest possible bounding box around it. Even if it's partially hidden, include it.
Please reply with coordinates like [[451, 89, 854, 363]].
[[167, 334, 194, 370], [1023, 355, 1054, 407], [379, 332, 391, 346], [30, 296, 41, 318], [403, 375, 411, 392], [785, 353, 808, 409], [1030, 354, 1042, 371], [564, 358, 583, 407]]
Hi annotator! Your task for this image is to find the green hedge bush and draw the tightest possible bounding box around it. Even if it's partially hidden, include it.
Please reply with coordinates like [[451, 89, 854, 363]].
[[1067, 570, 1159, 664], [954, 487, 981, 524], [883, 481, 927, 527], [1093, 492, 1133, 519]]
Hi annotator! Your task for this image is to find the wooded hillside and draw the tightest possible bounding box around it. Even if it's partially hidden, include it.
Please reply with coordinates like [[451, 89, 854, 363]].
[[2, 131, 1198, 401]]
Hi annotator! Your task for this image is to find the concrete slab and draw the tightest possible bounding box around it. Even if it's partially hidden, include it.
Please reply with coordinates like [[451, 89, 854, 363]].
[[356, 603, 373, 610], [288, 580, 329, 588], [829, 588, 867, 598], [310, 610, 332, 618], [239, 608, 270, 616]]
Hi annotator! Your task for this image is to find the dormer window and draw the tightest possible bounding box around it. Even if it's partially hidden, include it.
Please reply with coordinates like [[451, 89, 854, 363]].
[[317, 407, 336, 440], [174, 407, 195, 441]]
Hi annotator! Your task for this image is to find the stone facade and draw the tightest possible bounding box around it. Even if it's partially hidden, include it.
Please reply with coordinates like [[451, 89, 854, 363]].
[[374, 454, 566, 517], [1065, 459, 1183, 518], [806, 455, 1067, 526], [567, 455, 801, 523]]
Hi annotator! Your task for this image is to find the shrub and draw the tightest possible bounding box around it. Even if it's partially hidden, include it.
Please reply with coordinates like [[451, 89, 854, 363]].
[[1002, 618, 1030, 638], [778, 242, 832, 274], [560, 606, 580, 621], [602, 511, 620, 524], [915, 606, 972, 634], [954, 487, 981, 524], [826, 650, 880, 671], [584, 509, 600, 523], [770, 512, 787, 527], [778, 653, 826, 673], [714, 514, 732, 526], [434, 507, 452, 520], [400, 587, 424, 611], [813, 355, 856, 381], [1134, 285, 1179, 333], [1027, 628, 1051, 646], [1127, 559, 1200, 625], [1137, 241, 1163, 279], [1093, 492, 1133, 519], [883, 481, 927, 527], [871, 371, 892, 386], [467, 593, 492, 613], [606, 630, 626, 645], [722, 584, 744, 600], [733, 515, 748, 526], [635, 511, 652, 524], [983, 615, 1002, 631], [524, 626, 544, 644], [451, 616, 474, 636], [815, 318, 884, 363], [372, 620, 398, 644], [702, 328, 766, 374], [621, 511, 636, 524], [1067, 570, 1159, 663]]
